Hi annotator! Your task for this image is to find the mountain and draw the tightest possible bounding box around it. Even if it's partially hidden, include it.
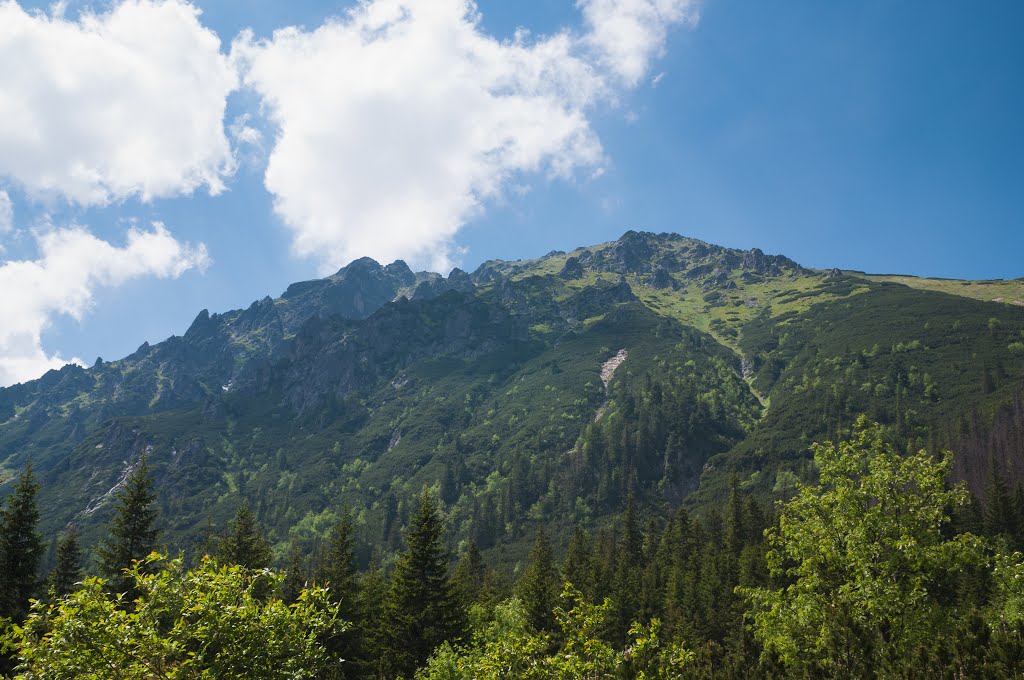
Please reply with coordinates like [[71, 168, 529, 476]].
[[2, 230, 1022, 566]]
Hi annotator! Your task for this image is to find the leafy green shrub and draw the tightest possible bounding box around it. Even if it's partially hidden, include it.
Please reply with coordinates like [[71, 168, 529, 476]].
[[9, 554, 341, 679]]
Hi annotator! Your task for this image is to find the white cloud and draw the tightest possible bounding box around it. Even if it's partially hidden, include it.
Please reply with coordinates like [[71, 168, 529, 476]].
[[0, 190, 11, 232], [579, 0, 699, 87], [0, 0, 237, 205], [233, 0, 609, 272], [0, 223, 209, 386], [234, 0, 698, 272]]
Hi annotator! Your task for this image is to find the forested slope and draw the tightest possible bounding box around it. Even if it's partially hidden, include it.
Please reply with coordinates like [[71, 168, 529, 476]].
[[0, 230, 1020, 572]]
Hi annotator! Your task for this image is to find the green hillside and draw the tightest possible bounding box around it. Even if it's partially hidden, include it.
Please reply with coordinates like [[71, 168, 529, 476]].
[[1, 231, 1021, 572]]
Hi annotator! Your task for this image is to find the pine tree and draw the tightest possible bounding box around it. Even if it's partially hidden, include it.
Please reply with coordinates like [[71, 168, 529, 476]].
[[984, 463, 1017, 542], [517, 526, 559, 633], [452, 541, 487, 608], [280, 542, 306, 604], [561, 525, 593, 599], [320, 509, 358, 613], [354, 558, 389, 679], [611, 496, 643, 642], [96, 455, 159, 594], [217, 500, 273, 569], [316, 509, 362, 679], [0, 464, 44, 620], [387, 490, 462, 677], [49, 525, 83, 598]]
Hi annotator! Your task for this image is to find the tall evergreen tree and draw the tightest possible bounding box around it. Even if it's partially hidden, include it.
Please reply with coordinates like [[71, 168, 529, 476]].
[[562, 525, 593, 599], [217, 500, 273, 569], [49, 525, 83, 598], [318, 510, 361, 679], [353, 558, 389, 679], [0, 464, 44, 621], [280, 542, 306, 604], [611, 495, 643, 642], [517, 526, 559, 633], [451, 541, 487, 609], [387, 490, 462, 677], [96, 455, 159, 593], [320, 509, 358, 613]]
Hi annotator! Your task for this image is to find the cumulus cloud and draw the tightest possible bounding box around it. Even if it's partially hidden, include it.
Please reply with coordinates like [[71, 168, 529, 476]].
[[579, 0, 699, 87], [234, 0, 699, 271], [0, 223, 209, 386], [234, 0, 615, 271], [0, 0, 237, 205], [0, 190, 11, 232]]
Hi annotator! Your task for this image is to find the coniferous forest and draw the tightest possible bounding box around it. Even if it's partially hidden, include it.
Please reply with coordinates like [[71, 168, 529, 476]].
[[5, 417, 1024, 677], [1, 232, 1023, 678]]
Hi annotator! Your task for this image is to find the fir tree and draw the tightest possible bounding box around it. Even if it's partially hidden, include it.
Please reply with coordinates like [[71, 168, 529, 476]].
[[49, 525, 83, 598], [517, 526, 559, 633], [96, 455, 159, 593], [217, 500, 272, 570], [0, 464, 44, 621], [387, 490, 462, 677]]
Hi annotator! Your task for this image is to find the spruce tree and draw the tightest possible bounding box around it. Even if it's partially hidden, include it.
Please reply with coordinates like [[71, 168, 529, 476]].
[[321, 509, 358, 613], [611, 496, 643, 642], [452, 541, 487, 609], [217, 500, 273, 569], [354, 558, 389, 679], [0, 464, 44, 620], [562, 525, 593, 599], [49, 525, 83, 598], [280, 542, 306, 604], [517, 526, 559, 633], [97, 455, 159, 593], [387, 490, 461, 677], [318, 510, 361, 679]]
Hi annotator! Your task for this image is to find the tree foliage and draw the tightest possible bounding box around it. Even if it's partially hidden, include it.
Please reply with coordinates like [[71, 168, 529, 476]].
[[96, 456, 159, 594], [48, 526, 82, 599], [10, 554, 341, 679], [418, 584, 692, 679], [387, 490, 463, 677], [217, 500, 273, 570], [742, 416, 987, 675], [0, 465, 43, 622]]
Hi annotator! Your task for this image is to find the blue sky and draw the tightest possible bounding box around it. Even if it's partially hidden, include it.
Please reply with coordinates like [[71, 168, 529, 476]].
[[0, 0, 1021, 385]]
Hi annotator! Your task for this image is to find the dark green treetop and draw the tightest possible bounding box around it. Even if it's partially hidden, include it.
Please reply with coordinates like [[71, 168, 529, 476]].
[[217, 500, 273, 570], [387, 490, 462, 677], [49, 525, 83, 599], [96, 455, 159, 592], [0, 464, 44, 621]]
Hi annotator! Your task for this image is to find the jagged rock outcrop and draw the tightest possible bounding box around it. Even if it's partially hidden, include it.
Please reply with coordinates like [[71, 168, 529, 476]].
[[647, 267, 679, 290], [559, 256, 584, 280]]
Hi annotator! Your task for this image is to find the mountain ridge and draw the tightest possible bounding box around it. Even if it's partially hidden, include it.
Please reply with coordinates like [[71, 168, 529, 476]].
[[1, 230, 1022, 571]]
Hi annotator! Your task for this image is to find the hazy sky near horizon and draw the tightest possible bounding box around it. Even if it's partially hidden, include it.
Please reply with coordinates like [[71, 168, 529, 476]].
[[0, 0, 1021, 386]]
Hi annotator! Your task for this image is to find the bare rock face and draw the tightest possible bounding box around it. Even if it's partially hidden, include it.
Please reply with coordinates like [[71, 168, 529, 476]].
[[647, 267, 679, 290], [606, 230, 659, 273], [826, 268, 843, 278], [559, 256, 585, 279]]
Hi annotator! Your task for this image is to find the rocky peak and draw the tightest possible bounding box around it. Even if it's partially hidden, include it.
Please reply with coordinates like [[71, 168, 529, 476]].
[[184, 309, 217, 340], [447, 267, 475, 293], [606, 230, 659, 273], [385, 259, 416, 286]]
